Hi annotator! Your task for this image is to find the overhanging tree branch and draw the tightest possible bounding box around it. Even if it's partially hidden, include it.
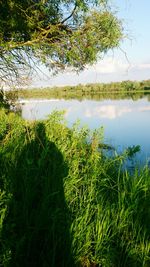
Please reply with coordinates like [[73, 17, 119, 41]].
[[61, 3, 78, 24], [0, 0, 123, 86]]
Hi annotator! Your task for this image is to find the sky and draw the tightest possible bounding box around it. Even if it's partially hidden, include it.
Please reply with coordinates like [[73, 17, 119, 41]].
[[32, 0, 150, 87]]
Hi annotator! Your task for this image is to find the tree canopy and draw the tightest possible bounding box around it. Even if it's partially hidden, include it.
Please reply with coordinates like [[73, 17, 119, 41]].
[[0, 0, 123, 85]]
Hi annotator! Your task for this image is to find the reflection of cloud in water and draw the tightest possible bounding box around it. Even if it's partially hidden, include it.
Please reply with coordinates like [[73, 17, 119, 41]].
[[21, 102, 40, 120], [64, 105, 82, 118], [139, 106, 150, 112], [21, 99, 150, 121], [19, 99, 60, 104], [85, 105, 132, 120], [64, 107, 73, 117]]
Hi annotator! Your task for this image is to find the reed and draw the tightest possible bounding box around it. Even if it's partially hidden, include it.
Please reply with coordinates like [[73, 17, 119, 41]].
[[0, 109, 150, 266]]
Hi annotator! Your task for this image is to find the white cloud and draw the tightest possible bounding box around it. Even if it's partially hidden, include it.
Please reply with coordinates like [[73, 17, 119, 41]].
[[134, 63, 150, 70], [87, 57, 129, 74], [85, 57, 150, 75], [31, 54, 150, 87]]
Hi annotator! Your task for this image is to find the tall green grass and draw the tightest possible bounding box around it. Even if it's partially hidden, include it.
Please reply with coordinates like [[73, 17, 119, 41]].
[[0, 109, 150, 266]]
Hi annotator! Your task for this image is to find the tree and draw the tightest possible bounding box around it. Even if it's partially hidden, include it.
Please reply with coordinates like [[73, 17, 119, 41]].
[[0, 0, 123, 85]]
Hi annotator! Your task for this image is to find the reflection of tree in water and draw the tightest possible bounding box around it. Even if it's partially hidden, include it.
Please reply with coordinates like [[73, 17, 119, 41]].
[[2, 123, 74, 267]]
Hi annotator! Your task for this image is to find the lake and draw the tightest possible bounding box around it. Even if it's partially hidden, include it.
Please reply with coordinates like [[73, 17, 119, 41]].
[[20, 95, 150, 164]]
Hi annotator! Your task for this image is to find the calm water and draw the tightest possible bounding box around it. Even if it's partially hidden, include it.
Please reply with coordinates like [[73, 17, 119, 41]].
[[20, 96, 150, 164]]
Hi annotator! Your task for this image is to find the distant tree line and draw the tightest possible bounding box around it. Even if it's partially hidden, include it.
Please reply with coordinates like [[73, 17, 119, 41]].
[[17, 79, 150, 97]]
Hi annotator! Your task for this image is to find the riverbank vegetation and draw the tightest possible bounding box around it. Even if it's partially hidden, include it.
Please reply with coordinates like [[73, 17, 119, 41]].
[[0, 108, 150, 266], [16, 80, 150, 101]]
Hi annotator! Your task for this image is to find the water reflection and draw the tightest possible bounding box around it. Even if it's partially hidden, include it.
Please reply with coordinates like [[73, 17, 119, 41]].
[[20, 97, 150, 163], [21, 98, 150, 121], [85, 105, 132, 119], [140, 106, 150, 112]]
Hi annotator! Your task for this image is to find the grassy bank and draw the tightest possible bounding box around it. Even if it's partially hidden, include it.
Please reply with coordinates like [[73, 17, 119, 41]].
[[14, 80, 150, 101], [0, 109, 150, 266]]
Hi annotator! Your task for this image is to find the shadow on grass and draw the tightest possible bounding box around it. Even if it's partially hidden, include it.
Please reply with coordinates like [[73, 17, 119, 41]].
[[1, 122, 74, 267]]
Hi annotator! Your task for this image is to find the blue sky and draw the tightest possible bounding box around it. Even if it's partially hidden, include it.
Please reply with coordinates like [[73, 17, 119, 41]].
[[32, 0, 150, 87]]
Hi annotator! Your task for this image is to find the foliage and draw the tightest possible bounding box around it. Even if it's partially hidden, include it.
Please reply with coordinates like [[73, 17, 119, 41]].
[[16, 79, 150, 101], [0, 0, 123, 85], [0, 90, 10, 109], [0, 89, 20, 110], [0, 109, 150, 266]]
